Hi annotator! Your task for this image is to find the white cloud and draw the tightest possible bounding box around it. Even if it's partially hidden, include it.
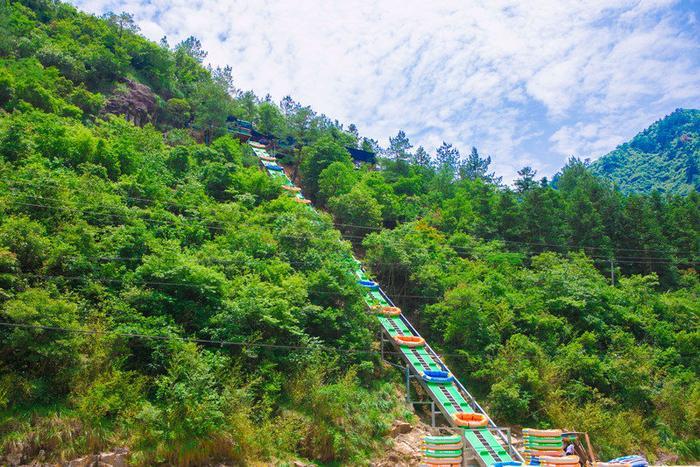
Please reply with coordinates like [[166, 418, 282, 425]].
[[70, 0, 700, 183]]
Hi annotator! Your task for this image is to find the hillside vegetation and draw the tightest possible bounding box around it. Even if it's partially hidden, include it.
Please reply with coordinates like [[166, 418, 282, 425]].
[[299, 139, 699, 462], [590, 109, 700, 195], [0, 0, 698, 465]]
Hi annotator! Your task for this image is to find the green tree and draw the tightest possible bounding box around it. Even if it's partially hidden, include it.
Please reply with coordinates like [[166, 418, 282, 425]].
[[328, 187, 382, 238], [387, 129, 412, 162], [175, 36, 207, 62], [411, 145, 432, 168], [515, 166, 538, 193], [300, 135, 351, 200], [435, 141, 460, 174], [102, 11, 139, 38], [0, 289, 84, 402], [458, 146, 501, 185], [318, 160, 358, 206], [0, 216, 50, 272], [163, 98, 191, 128], [257, 101, 285, 136], [192, 80, 231, 144]]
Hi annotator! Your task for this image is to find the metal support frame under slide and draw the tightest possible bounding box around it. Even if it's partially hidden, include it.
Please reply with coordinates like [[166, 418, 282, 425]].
[[379, 330, 440, 427], [374, 285, 525, 463], [381, 325, 518, 461]]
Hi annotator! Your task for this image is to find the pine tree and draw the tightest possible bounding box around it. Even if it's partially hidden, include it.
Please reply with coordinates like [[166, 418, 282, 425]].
[[361, 137, 381, 154], [436, 142, 460, 174], [521, 186, 570, 251], [388, 130, 412, 162], [496, 189, 523, 241], [515, 166, 538, 193], [567, 187, 610, 254], [176, 36, 207, 62], [412, 146, 431, 168], [458, 146, 501, 185], [102, 12, 139, 38]]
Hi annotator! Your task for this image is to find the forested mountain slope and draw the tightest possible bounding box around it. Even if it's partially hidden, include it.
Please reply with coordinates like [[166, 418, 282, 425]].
[[300, 139, 699, 463], [590, 109, 700, 195], [0, 2, 407, 465], [0, 1, 698, 465]]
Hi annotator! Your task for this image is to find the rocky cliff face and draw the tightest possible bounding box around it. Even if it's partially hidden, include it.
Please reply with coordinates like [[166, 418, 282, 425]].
[[370, 420, 432, 467], [102, 79, 157, 127], [3, 446, 129, 467]]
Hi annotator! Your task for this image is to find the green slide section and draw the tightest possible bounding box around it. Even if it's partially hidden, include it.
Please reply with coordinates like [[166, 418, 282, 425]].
[[253, 146, 518, 466]]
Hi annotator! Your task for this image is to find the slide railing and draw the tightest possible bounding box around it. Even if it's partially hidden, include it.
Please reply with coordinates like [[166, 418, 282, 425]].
[[252, 145, 524, 466]]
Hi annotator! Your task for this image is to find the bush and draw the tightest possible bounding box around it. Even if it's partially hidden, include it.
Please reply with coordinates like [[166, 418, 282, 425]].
[[0, 289, 83, 402], [329, 186, 382, 238]]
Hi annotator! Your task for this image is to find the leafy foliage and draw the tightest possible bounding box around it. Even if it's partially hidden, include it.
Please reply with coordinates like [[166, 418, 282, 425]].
[[0, 4, 410, 461]]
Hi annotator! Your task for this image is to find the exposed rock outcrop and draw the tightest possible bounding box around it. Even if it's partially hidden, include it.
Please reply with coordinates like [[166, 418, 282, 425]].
[[371, 420, 433, 467], [6, 447, 129, 467], [102, 79, 156, 127]]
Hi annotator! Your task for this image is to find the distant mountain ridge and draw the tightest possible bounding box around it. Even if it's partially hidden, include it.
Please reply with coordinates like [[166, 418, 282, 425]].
[[590, 108, 699, 194]]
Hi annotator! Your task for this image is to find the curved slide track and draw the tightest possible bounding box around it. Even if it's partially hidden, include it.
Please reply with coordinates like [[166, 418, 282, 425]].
[[252, 145, 524, 467]]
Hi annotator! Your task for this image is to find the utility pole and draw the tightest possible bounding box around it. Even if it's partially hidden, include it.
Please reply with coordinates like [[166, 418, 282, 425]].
[[610, 258, 615, 286]]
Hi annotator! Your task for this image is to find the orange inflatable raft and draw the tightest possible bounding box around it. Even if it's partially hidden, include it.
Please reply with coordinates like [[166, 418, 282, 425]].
[[375, 306, 401, 316], [281, 185, 301, 192], [524, 428, 563, 437], [422, 457, 462, 465], [393, 335, 425, 347], [293, 198, 312, 204], [540, 455, 579, 467], [526, 450, 565, 457], [452, 412, 488, 428], [260, 155, 277, 162], [423, 443, 463, 450]]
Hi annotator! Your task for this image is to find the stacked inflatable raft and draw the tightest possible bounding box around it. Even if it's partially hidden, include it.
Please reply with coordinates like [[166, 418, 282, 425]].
[[421, 435, 463, 466], [523, 429, 563, 465]]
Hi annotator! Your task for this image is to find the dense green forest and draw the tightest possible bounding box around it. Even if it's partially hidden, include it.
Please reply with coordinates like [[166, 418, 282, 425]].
[[590, 109, 700, 195], [0, 0, 698, 465]]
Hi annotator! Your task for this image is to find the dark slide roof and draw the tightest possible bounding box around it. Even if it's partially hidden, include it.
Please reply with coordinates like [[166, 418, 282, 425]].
[[346, 146, 376, 163]]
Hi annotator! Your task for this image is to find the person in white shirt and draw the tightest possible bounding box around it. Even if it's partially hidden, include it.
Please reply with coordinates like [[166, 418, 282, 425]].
[[565, 442, 576, 456]]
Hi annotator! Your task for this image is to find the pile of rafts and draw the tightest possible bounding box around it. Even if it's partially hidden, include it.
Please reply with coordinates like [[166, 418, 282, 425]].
[[421, 435, 463, 466], [523, 429, 577, 466]]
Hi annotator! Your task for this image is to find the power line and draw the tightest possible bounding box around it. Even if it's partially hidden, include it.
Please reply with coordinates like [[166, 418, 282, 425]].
[[43, 251, 698, 275], [0, 321, 481, 361], [0, 321, 383, 356], [4, 181, 697, 257], [5, 197, 696, 264], [1, 197, 696, 297], [5, 273, 445, 300], [3, 198, 367, 242], [6, 253, 696, 305], [5, 181, 334, 232], [330, 218, 696, 256]]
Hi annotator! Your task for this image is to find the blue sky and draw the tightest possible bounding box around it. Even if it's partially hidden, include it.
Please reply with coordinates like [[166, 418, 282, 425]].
[[71, 0, 700, 182]]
